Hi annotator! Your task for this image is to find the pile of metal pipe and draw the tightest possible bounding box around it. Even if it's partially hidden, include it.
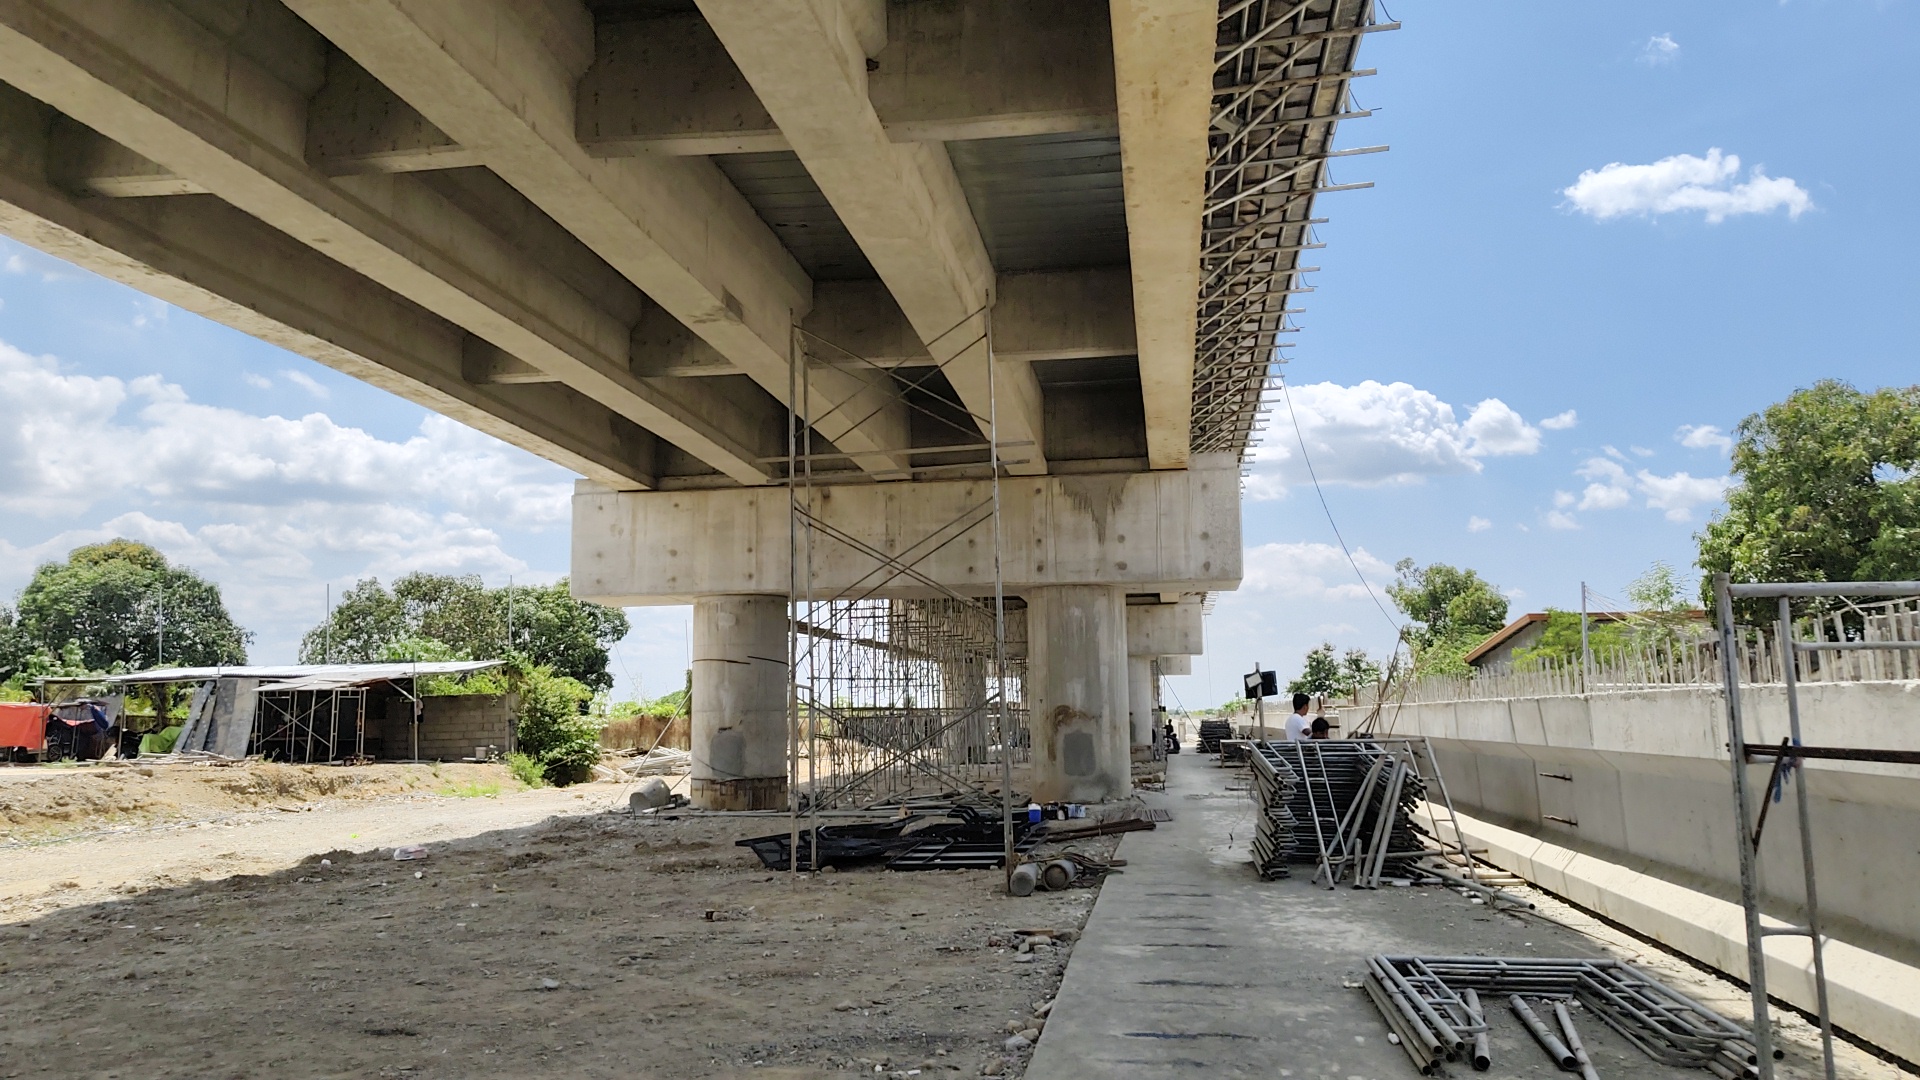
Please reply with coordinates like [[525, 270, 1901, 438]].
[[1363, 955, 1761, 1076]]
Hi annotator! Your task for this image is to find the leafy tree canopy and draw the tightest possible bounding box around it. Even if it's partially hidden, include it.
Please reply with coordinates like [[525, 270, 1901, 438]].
[[1386, 560, 1509, 676], [1698, 380, 1920, 619], [1287, 642, 1382, 701], [299, 573, 630, 691], [14, 540, 250, 673]]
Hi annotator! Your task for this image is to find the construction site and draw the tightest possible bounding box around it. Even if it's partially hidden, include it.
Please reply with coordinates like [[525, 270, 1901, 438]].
[[0, 1, 1915, 1079]]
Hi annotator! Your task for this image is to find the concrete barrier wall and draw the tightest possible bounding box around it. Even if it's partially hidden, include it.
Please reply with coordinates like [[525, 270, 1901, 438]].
[[1340, 681, 1920, 961]]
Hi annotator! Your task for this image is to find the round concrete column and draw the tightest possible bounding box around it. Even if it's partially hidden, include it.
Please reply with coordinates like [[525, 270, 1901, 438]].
[[1025, 585, 1130, 802], [690, 594, 788, 810], [941, 656, 990, 764], [1128, 655, 1155, 748]]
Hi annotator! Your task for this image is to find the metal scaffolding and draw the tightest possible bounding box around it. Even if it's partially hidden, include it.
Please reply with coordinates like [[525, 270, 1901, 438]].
[[1712, 574, 1920, 1080], [252, 687, 366, 763], [783, 305, 1026, 877], [1195, 0, 1391, 460]]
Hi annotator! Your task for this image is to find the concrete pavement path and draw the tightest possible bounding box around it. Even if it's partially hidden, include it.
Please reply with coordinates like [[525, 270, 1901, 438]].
[[1024, 751, 1720, 1080]]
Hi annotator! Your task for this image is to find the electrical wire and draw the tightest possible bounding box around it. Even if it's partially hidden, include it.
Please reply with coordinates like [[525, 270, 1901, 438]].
[[1277, 374, 1403, 638]]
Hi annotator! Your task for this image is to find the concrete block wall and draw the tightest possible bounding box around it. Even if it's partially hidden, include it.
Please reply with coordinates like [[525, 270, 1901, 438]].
[[378, 694, 516, 761], [1341, 681, 1920, 962]]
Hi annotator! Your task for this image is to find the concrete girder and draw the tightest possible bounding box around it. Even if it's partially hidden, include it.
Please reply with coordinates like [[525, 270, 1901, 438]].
[[578, 1, 1116, 157], [1110, 0, 1215, 470], [571, 456, 1242, 605], [1126, 600, 1203, 657], [0, 88, 656, 490], [696, 0, 1048, 475], [0, 0, 781, 484], [1157, 655, 1192, 677], [803, 269, 1136, 370], [285, 0, 914, 480]]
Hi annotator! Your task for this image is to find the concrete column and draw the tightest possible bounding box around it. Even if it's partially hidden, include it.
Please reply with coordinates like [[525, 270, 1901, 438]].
[[1026, 585, 1130, 802], [690, 594, 788, 810], [1128, 655, 1155, 747]]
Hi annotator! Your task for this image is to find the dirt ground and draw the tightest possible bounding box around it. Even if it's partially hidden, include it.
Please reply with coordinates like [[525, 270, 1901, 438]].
[[0, 764, 1113, 1080]]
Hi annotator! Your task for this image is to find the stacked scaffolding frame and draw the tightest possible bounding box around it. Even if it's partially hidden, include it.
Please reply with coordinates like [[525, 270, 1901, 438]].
[[784, 307, 1025, 879], [1195, 0, 1391, 459], [252, 687, 366, 763]]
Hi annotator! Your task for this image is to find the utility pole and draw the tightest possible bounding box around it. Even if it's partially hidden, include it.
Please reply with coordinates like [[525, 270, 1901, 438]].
[[324, 583, 332, 665], [506, 575, 515, 656], [1579, 581, 1592, 689], [155, 587, 164, 667], [1254, 661, 1266, 741]]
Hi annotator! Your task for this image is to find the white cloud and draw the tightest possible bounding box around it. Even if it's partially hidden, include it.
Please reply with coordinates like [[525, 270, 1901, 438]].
[[1630, 446, 1655, 458], [1637, 470, 1731, 522], [1640, 33, 1679, 65], [1240, 542, 1393, 603], [1552, 454, 1731, 525], [1562, 148, 1812, 224], [0, 342, 569, 525], [1467, 516, 1492, 533], [1246, 381, 1544, 499], [281, 369, 330, 399], [1539, 410, 1578, 431], [1602, 445, 1627, 461], [1676, 423, 1734, 453], [242, 372, 274, 390]]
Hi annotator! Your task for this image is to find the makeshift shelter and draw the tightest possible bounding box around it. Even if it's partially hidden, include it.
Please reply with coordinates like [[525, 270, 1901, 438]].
[[100, 662, 509, 763], [0, 701, 48, 756]]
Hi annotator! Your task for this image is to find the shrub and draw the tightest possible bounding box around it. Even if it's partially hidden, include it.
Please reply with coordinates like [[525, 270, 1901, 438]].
[[513, 665, 602, 785], [503, 751, 547, 789]]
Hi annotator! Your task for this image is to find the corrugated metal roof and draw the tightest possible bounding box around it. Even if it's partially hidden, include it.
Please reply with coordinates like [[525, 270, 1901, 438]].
[[946, 131, 1127, 273], [101, 661, 503, 685], [713, 152, 877, 281]]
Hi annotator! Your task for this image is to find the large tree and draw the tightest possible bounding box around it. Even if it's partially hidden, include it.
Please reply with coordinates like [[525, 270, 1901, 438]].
[[1698, 380, 1920, 619], [15, 540, 250, 671], [1386, 560, 1510, 676], [298, 573, 629, 691]]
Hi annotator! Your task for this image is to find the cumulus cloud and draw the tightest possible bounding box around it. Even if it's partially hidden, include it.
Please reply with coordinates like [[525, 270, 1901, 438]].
[[1240, 541, 1393, 603], [282, 369, 330, 399], [1552, 455, 1732, 525], [1467, 516, 1492, 533], [1246, 381, 1545, 500], [1639, 33, 1679, 65], [1677, 423, 1734, 453], [1539, 410, 1578, 431], [242, 372, 273, 391], [0, 341, 569, 525], [1562, 148, 1812, 223]]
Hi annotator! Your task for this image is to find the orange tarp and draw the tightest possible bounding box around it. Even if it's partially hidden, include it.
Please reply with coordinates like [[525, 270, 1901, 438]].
[[0, 702, 48, 750]]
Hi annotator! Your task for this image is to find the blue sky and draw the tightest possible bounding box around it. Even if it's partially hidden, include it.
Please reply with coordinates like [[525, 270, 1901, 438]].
[[2, 1, 1916, 709]]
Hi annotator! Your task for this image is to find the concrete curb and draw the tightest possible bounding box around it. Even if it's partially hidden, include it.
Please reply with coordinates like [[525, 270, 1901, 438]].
[[1453, 808, 1920, 1066]]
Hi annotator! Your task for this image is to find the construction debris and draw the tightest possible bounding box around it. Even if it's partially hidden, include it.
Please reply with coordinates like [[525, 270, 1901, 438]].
[[1363, 955, 1762, 1076], [735, 805, 1042, 872]]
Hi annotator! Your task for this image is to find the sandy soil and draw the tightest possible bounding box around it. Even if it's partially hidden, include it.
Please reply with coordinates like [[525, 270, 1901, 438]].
[[0, 765, 1113, 1080]]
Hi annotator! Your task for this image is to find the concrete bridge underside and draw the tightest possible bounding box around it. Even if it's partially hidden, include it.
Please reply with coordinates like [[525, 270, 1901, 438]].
[[0, 0, 1375, 806]]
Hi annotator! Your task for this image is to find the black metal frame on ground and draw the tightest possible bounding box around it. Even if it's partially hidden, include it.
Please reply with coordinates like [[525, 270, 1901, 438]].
[[1712, 574, 1920, 1080], [783, 306, 1024, 881]]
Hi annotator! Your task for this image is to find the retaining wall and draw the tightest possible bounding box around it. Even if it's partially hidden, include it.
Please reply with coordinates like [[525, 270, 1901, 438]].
[[1338, 681, 1920, 960]]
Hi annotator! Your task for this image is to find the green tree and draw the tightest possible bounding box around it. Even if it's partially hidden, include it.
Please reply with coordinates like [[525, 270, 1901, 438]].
[[298, 574, 629, 690], [1386, 560, 1510, 676], [15, 540, 250, 671], [1510, 610, 1630, 669], [0, 605, 32, 684], [511, 663, 602, 785], [1287, 643, 1383, 701], [1698, 380, 1920, 621]]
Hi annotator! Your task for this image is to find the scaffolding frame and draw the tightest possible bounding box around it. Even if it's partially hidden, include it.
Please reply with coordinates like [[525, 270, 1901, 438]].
[[1712, 574, 1920, 1080], [784, 303, 1024, 882], [252, 687, 367, 763]]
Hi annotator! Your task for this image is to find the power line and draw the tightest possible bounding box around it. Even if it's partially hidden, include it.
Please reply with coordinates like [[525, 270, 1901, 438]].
[[1276, 374, 1403, 638]]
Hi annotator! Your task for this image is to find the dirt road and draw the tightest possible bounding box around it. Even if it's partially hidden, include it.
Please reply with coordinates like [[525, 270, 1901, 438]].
[[0, 765, 1104, 1080]]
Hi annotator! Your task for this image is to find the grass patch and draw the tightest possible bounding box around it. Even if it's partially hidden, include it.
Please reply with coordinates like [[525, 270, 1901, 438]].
[[438, 780, 502, 798], [502, 751, 546, 790]]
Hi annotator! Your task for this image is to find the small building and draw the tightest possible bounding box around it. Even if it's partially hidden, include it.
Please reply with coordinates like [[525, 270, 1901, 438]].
[[99, 662, 516, 763], [1463, 612, 1626, 672]]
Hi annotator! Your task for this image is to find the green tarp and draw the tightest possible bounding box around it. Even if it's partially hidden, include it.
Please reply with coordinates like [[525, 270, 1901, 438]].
[[138, 725, 182, 756]]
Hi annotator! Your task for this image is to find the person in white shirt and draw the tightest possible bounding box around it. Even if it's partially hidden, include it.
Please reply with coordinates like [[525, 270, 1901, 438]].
[[1284, 692, 1312, 741]]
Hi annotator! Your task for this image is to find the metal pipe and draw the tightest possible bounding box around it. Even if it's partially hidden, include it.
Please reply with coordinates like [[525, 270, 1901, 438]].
[[1374, 956, 1463, 1055], [1554, 1000, 1602, 1080], [1462, 988, 1491, 1071], [1510, 995, 1577, 1068], [1419, 865, 1536, 909], [1365, 960, 1443, 1059], [1716, 573, 1777, 1076], [1778, 596, 1839, 1080]]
